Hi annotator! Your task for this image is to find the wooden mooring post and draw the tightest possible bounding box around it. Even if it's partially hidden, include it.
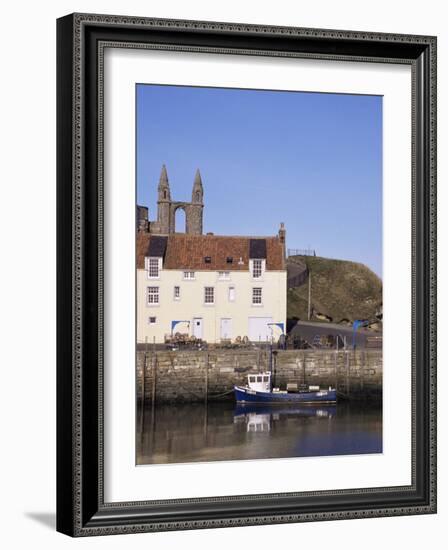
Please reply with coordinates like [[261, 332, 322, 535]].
[[149, 337, 157, 448], [334, 350, 338, 391], [139, 337, 149, 435], [142, 336, 148, 404], [302, 351, 306, 386], [361, 350, 365, 392], [346, 351, 350, 398], [204, 352, 209, 403], [151, 337, 157, 408]]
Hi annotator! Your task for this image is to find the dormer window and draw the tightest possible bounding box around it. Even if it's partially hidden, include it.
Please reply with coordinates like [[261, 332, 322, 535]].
[[251, 259, 265, 279], [146, 257, 161, 279]]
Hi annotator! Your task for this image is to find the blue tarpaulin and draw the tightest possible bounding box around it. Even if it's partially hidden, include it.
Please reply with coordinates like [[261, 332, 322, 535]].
[[352, 319, 366, 348], [171, 320, 190, 334], [267, 322, 285, 334]]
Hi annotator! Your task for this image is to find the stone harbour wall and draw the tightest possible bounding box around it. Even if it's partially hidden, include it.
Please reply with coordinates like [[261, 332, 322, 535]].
[[137, 348, 382, 403]]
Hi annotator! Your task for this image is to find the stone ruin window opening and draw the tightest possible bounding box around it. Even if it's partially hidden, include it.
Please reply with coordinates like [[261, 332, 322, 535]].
[[174, 206, 187, 233]]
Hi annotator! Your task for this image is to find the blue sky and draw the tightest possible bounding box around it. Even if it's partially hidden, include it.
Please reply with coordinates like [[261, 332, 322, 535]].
[[136, 84, 382, 277]]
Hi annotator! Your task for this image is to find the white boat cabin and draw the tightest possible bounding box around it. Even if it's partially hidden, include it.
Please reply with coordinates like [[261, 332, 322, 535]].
[[247, 372, 271, 392], [247, 413, 270, 432]]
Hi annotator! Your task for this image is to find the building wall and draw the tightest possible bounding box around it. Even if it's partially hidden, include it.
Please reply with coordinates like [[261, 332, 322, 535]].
[[137, 268, 287, 343]]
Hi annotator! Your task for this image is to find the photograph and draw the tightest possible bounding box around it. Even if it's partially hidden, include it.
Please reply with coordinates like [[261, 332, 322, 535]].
[[53, 7, 437, 538], [135, 84, 384, 465]]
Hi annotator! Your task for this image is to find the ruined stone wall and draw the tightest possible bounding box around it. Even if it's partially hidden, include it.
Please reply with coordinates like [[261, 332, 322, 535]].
[[136, 205, 149, 232], [136, 349, 382, 403], [168, 202, 203, 235]]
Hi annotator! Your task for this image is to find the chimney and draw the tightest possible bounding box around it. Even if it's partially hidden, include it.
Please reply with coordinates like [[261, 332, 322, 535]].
[[279, 222, 286, 263], [278, 222, 286, 244]]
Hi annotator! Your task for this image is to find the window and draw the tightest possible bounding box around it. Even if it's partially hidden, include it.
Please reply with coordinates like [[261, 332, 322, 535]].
[[183, 271, 195, 280], [204, 286, 215, 304], [148, 316, 157, 324], [252, 287, 262, 305], [257, 375, 263, 382], [218, 271, 230, 280], [173, 286, 180, 300], [147, 286, 159, 305], [204, 256, 212, 263], [228, 286, 236, 302], [146, 257, 160, 278], [226, 257, 233, 264], [252, 259, 263, 278]]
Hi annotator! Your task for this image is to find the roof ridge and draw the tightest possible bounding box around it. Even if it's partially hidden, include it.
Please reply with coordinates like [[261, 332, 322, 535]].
[[167, 233, 279, 239], [137, 230, 285, 271]]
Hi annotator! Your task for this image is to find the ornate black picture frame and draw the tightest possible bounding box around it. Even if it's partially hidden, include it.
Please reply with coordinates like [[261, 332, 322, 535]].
[[56, 13, 437, 536]]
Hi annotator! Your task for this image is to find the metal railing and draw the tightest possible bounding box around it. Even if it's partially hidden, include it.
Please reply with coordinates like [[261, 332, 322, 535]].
[[287, 248, 316, 257]]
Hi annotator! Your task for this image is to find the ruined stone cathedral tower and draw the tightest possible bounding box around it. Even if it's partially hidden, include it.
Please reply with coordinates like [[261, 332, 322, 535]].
[[156, 164, 172, 234], [188, 168, 204, 234], [139, 165, 204, 235]]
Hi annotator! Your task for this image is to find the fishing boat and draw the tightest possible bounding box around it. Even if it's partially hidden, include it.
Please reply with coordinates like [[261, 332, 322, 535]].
[[234, 372, 337, 404]]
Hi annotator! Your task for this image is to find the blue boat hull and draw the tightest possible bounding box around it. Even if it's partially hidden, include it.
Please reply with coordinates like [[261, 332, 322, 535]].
[[234, 385, 337, 404]]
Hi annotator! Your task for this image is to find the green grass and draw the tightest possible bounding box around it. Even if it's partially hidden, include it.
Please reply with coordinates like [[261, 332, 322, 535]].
[[287, 255, 382, 325]]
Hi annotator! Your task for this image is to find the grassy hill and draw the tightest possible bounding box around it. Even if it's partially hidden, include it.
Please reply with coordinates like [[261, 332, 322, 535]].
[[287, 255, 382, 327]]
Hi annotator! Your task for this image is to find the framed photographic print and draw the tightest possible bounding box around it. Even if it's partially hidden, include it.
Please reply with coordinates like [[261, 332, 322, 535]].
[[56, 13, 437, 536]]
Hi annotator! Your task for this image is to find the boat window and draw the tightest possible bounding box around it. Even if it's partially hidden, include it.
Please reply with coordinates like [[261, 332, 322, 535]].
[[257, 376, 262, 382], [249, 376, 256, 383], [263, 376, 269, 382]]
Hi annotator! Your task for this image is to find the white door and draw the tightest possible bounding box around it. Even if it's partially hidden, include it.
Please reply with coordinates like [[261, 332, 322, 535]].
[[220, 318, 232, 339], [193, 317, 203, 339], [248, 317, 273, 342]]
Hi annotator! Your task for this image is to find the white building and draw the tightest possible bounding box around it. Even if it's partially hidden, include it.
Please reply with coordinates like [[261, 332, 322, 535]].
[[136, 231, 287, 344]]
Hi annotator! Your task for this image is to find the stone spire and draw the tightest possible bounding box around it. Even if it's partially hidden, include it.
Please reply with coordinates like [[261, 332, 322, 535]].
[[156, 165, 171, 233], [158, 164, 171, 201], [192, 168, 203, 203]]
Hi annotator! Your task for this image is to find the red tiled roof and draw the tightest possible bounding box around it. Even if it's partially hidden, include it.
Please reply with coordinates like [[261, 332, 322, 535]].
[[136, 233, 285, 271]]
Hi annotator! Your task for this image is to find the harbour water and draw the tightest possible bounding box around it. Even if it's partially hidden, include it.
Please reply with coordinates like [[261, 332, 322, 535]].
[[136, 400, 382, 465]]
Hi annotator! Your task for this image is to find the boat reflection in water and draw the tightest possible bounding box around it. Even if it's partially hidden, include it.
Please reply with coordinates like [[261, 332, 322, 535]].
[[234, 404, 337, 433], [137, 400, 381, 465]]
